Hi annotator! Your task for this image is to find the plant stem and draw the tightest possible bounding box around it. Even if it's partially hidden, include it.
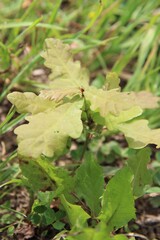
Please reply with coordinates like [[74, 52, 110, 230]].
[[80, 97, 93, 162], [80, 131, 90, 162]]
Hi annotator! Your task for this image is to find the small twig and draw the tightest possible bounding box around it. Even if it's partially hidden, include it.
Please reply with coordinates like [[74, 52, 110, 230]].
[[126, 232, 149, 240], [28, 190, 34, 214], [71, 192, 89, 212]]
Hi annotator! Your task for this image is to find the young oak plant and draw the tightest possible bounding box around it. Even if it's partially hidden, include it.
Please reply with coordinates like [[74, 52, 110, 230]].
[[7, 39, 160, 239]]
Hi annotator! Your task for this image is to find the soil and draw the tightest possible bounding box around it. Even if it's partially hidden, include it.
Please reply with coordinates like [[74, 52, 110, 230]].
[[0, 185, 160, 240]]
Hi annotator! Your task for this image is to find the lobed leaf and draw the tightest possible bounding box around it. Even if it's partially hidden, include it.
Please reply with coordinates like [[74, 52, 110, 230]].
[[41, 38, 89, 101], [85, 87, 159, 118], [85, 87, 143, 129], [131, 91, 159, 109], [118, 119, 160, 149], [85, 86, 159, 132], [7, 92, 56, 114], [85, 87, 134, 116], [100, 167, 135, 231], [40, 88, 80, 102], [104, 106, 142, 130], [14, 99, 83, 158]]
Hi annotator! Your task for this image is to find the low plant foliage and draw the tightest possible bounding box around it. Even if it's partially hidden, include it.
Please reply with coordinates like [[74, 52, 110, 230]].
[[7, 39, 160, 239]]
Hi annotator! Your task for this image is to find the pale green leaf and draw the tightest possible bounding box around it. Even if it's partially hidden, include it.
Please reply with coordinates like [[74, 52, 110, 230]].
[[85, 87, 143, 129], [41, 38, 89, 101], [105, 106, 142, 130], [104, 72, 120, 90], [14, 100, 83, 158], [104, 72, 159, 108], [100, 167, 135, 231], [131, 91, 159, 109], [39, 88, 80, 102], [7, 92, 56, 114], [85, 87, 159, 130], [91, 105, 142, 130], [60, 195, 90, 229], [118, 119, 160, 149], [85, 87, 140, 116], [75, 152, 104, 216], [127, 148, 152, 197]]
